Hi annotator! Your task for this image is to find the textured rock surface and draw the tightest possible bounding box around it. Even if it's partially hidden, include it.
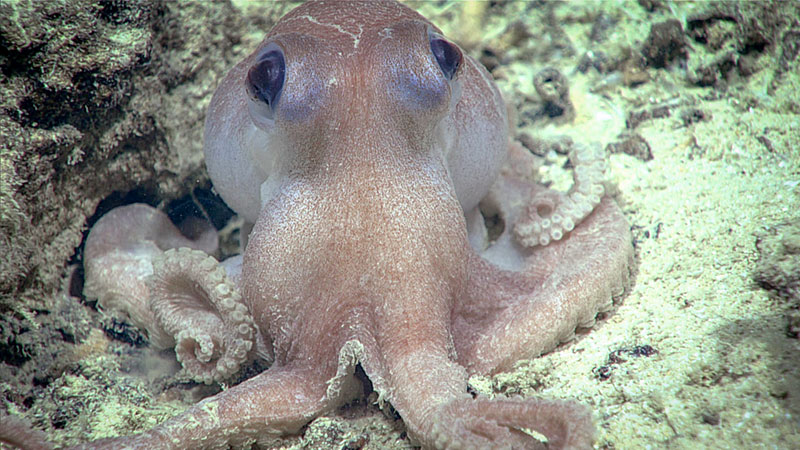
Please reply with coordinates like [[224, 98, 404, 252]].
[[0, 0, 295, 307], [0, 0, 295, 444]]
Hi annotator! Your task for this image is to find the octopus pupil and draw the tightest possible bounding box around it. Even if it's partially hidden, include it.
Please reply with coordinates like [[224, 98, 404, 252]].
[[248, 49, 285, 110], [430, 37, 461, 80]]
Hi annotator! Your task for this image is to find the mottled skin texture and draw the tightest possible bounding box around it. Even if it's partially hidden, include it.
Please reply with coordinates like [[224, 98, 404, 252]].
[[73, 1, 634, 449]]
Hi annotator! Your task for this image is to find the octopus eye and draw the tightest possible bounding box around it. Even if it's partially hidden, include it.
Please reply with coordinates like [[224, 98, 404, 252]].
[[246, 46, 285, 115], [430, 35, 462, 81]]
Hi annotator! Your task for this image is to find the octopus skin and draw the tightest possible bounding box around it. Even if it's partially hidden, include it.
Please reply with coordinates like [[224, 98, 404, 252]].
[[70, 1, 634, 449]]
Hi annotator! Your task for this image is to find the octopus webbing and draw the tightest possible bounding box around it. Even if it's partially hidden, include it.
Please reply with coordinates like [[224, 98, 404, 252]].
[[75, 1, 634, 448]]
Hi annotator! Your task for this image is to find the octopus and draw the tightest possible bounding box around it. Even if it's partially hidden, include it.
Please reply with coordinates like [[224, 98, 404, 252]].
[[41, 1, 633, 449]]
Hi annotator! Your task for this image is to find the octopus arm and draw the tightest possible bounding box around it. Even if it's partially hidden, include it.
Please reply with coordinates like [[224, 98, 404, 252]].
[[149, 248, 259, 383], [67, 364, 349, 450], [454, 146, 634, 375], [83, 204, 264, 383], [83, 204, 218, 348]]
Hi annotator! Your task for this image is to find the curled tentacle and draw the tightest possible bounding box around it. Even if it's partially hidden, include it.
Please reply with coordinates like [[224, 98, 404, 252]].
[[149, 247, 256, 384], [514, 143, 606, 247], [83, 204, 219, 348]]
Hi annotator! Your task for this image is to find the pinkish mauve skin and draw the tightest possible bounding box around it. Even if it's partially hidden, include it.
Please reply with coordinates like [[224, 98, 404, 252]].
[[71, 1, 634, 449]]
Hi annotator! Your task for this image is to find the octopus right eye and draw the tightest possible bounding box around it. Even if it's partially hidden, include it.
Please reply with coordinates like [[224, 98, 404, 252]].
[[246, 45, 285, 116]]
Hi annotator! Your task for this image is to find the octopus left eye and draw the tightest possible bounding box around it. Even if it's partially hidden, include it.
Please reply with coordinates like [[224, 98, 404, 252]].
[[246, 45, 285, 116], [430, 35, 462, 81]]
